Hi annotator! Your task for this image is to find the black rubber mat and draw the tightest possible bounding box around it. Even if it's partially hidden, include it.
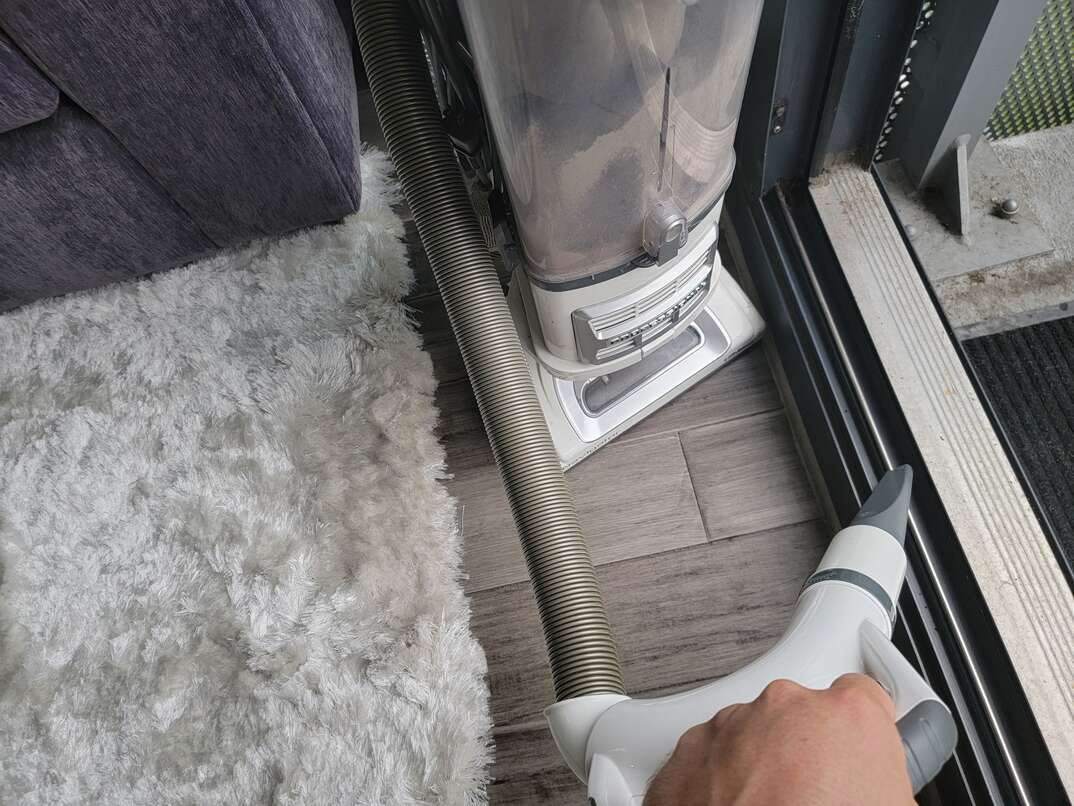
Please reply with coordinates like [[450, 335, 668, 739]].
[[964, 318, 1074, 560]]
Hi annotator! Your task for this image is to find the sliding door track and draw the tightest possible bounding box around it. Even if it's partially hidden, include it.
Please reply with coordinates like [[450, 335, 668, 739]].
[[811, 163, 1074, 797], [727, 171, 1069, 804]]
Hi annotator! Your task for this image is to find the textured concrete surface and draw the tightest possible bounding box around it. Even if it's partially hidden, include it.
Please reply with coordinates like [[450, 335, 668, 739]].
[[935, 125, 1074, 339]]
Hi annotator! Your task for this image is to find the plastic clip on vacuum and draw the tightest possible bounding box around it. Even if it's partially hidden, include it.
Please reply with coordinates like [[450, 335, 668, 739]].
[[547, 466, 958, 804]]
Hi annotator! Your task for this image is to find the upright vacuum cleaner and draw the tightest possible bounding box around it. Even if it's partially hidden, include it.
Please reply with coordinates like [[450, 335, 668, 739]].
[[352, 1, 957, 801], [456, 0, 765, 468]]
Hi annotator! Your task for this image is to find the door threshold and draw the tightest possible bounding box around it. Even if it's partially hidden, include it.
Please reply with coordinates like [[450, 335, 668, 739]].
[[811, 163, 1074, 795]]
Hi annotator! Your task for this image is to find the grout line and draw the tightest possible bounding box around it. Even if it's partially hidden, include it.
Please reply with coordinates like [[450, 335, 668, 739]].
[[491, 719, 548, 737], [468, 517, 826, 599], [708, 516, 825, 547], [671, 405, 783, 440], [453, 408, 785, 482], [677, 426, 716, 542], [614, 401, 784, 448], [674, 431, 709, 546]]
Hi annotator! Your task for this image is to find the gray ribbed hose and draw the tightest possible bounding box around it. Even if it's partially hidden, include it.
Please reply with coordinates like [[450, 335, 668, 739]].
[[352, 0, 625, 701]]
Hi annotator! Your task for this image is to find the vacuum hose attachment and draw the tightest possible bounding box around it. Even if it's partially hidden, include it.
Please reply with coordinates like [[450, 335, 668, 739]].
[[351, 0, 625, 700]]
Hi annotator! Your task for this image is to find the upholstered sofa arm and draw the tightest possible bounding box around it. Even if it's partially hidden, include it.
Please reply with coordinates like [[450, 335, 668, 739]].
[[0, 0, 361, 247]]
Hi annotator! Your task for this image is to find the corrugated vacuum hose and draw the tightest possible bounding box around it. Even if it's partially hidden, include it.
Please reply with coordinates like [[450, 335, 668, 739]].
[[351, 0, 625, 701]]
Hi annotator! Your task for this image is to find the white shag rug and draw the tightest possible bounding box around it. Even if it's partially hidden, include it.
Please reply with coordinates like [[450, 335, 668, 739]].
[[0, 151, 491, 804]]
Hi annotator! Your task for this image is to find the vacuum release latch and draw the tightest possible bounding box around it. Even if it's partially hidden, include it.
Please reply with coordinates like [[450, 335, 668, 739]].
[[643, 200, 688, 264]]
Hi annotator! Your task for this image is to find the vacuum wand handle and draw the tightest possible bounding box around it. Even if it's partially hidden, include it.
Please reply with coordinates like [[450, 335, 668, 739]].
[[575, 584, 957, 804], [562, 467, 959, 803]]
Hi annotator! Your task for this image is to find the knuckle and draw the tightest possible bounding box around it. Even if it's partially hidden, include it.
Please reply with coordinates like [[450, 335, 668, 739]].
[[759, 678, 802, 703], [676, 722, 709, 750], [832, 679, 885, 713], [709, 703, 738, 729]]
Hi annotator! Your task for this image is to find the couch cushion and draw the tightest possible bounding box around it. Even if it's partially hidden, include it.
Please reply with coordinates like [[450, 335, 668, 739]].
[[0, 100, 215, 311], [0, 29, 57, 133], [245, 0, 362, 218], [0, 0, 360, 247]]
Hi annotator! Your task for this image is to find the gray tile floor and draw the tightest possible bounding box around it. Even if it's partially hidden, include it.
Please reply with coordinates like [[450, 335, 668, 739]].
[[408, 257, 825, 803]]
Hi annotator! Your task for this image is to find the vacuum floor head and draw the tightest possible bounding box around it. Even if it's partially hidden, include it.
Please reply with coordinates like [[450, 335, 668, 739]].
[[510, 258, 765, 468]]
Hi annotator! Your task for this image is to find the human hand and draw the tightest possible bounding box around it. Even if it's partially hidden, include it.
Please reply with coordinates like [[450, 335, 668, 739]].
[[643, 674, 915, 806]]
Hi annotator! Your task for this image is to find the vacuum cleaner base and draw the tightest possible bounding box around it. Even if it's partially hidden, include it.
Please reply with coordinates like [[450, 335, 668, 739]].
[[509, 270, 765, 469]]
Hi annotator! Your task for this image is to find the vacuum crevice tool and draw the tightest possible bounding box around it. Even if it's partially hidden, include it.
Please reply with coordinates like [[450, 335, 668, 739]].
[[851, 465, 913, 543]]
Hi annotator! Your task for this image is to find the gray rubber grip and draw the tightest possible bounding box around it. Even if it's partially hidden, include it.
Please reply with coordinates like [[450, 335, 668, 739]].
[[897, 700, 958, 793], [860, 621, 957, 793]]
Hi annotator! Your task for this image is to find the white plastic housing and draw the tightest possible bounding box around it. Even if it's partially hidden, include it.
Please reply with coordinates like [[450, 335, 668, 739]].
[[510, 265, 764, 469]]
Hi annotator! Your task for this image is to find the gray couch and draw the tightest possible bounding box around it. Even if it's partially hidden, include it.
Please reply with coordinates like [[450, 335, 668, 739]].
[[0, 0, 362, 312]]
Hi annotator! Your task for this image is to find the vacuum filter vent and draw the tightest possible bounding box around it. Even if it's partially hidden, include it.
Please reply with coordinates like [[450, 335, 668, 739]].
[[571, 245, 715, 363]]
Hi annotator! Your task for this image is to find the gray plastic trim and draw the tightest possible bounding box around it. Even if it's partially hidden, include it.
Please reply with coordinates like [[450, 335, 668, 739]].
[[850, 465, 912, 544], [801, 567, 895, 621]]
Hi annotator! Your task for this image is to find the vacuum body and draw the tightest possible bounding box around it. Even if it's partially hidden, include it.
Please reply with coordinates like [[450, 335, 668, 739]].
[[458, 0, 766, 466]]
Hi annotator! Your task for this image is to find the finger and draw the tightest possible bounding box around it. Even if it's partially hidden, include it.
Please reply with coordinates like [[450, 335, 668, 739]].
[[830, 673, 896, 718]]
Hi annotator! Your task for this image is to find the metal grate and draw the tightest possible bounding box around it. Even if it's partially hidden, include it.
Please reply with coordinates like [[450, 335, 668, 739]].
[[874, 1, 938, 163], [986, 0, 1074, 139]]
